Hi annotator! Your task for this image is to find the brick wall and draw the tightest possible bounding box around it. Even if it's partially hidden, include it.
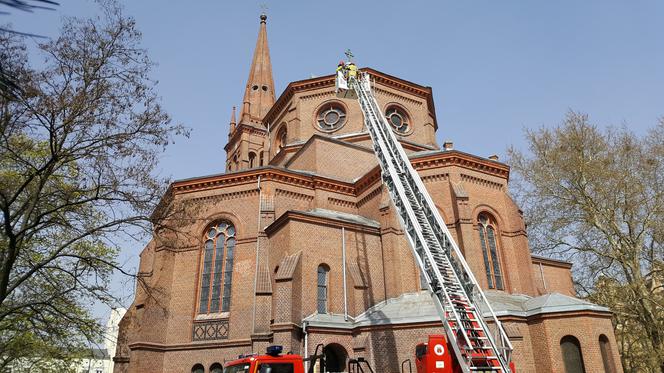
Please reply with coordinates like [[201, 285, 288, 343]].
[[114, 69, 623, 373]]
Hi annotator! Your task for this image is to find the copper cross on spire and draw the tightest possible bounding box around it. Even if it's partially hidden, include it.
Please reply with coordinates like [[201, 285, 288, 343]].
[[259, 3, 268, 23], [345, 49, 354, 62]]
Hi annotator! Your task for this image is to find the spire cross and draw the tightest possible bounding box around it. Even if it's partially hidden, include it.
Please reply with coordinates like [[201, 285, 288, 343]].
[[260, 3, 268, 16], [344, 49, 354, 62]]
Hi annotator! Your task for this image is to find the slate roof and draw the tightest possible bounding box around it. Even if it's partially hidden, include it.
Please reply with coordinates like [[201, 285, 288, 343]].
[[302, 290, 610, 329]]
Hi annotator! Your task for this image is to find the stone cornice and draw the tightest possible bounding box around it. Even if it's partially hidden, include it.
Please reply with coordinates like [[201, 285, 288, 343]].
[[531, 255, 573, 269], [353, 150, 510, 196], [128, 339, 252, 352], [171, 167, 356, 197], [411, 150, 510, 179], [163, 151, 511, 212]]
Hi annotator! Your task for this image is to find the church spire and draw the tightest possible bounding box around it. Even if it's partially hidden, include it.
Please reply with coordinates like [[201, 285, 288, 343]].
[[229, 106, 237, 135], [240, 13, 275, 125]]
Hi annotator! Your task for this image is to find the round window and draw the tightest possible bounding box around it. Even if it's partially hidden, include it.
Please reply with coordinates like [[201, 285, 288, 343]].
[[385, 107, 410, 134], [317, 103, 346, 131]]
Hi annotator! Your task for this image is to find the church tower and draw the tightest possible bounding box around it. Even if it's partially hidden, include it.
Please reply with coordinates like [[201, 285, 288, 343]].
[[224, 13, 274, 171]]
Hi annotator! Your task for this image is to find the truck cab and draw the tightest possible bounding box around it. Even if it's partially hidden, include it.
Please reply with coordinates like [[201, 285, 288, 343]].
[[223, 346, 304, 373]]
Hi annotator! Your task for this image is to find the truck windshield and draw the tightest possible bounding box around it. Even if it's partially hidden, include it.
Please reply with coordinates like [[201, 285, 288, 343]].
[[257, 363, 294, 373], [223, 364, 251, 373]]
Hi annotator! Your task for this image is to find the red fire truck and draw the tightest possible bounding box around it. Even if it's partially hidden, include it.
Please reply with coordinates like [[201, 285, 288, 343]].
[[222, 335, 513, 373], [223, 346, 305, 373]]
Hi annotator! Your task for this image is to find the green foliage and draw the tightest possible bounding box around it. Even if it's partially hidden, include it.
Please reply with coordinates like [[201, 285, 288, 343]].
[[0, 0, 186, 368], [508, 111, 664, 372]]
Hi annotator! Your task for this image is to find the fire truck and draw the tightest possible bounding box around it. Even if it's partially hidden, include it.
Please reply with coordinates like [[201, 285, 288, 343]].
[[222, 337, 451, 373], [223, 60, 517, 373], [223, 335, 516, 373]]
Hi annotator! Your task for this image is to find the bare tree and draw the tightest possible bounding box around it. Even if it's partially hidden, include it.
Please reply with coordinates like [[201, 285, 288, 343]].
[[508, 111, 664, 373], [0, 0, 187, 369]]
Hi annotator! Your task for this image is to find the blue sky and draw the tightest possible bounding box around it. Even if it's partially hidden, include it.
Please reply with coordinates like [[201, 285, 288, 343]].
[[8, 1, 664, 318]]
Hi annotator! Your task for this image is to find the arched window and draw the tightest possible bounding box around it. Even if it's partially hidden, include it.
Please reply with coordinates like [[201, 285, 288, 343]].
[[259, 151, 265, 166], [191, 364, 204, 373], [478, 213, 504, 290], [277, 126, 287, 150], [317, 265, 329, 314], [233, 154, 238, 171], [248, 152, 256, 168], [210, 363, 223, 373], [199, 221, 236, 314], [561, 335, 586, 373], [599, 334, 615, 373]]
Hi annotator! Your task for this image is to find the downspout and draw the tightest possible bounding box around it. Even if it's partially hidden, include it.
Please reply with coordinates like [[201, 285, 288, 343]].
[[267, 122, 271, 159], [251, 176, 262, 331], [303, 321, 309, 372], [539, 261, 547, 291], [342, 226, 348, 321]]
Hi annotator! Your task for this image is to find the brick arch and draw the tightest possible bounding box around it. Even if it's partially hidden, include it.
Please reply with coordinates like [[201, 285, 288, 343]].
[[274, 122, 288, 151], [471, 204, 506, 228], [560, 335, 586, 373], [316, 337, 353, 359], [193, 211, 244, 242]]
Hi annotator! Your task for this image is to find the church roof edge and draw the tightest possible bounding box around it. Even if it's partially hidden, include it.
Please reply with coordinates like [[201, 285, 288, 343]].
[[263, 67, 437, 130]]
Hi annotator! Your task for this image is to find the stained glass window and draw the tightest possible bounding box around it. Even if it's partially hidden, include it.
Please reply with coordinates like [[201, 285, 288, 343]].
[[478, 214, 504, 290], [198, 221, 236, 314]]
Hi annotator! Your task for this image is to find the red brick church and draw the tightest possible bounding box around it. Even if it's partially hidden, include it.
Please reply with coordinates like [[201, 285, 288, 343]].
[[113, 14, 623, 373]]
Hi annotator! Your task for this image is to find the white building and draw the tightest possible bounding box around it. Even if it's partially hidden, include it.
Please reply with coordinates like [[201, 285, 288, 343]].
[[75, 308, 127, 373], [7, 308, 127, 373]]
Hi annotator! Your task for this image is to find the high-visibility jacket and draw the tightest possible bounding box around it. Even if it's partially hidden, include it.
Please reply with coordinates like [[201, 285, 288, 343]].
[[348, 64, 358, 78]]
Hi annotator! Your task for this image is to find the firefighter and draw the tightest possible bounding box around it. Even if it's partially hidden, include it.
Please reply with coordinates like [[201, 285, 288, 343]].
[[336, 60, 347, 76], [347, 62, 358, 81]]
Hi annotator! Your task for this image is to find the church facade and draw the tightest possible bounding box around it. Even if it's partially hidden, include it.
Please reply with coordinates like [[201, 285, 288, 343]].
[[114, 15, 623, 373]]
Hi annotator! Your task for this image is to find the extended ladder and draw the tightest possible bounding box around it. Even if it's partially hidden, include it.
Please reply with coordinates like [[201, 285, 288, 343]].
[[349, 73, 513, 373]]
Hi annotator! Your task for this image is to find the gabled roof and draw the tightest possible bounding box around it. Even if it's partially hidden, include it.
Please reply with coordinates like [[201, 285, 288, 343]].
[[263, 67, 437, 130], [284, 134, 374, 169], [265, 208, 380, 237]]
